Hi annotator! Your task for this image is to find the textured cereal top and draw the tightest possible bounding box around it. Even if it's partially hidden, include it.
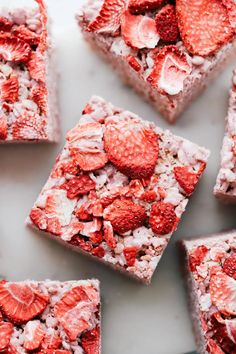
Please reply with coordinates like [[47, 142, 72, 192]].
[[28, 96, 209, 283], [0, 0, 52, 142], [0, 279, 100, 353], [184, 233, 236, 354], [79, 0, 236, 96]]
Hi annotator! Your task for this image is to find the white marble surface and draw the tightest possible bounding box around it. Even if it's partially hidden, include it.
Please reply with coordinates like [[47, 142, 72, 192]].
[[0, 0, 236, 353]]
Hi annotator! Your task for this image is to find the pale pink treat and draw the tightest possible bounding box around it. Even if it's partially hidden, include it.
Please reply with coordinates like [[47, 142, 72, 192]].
[[27, 96, 209, 284], [180, 231, 236, 354], [0, 0, 59, 143], [0, 279, 101, 353], [214, 70, 236, 203], [76, 0, 236, 123]]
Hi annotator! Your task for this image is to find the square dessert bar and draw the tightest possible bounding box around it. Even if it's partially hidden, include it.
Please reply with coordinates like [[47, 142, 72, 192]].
[[214, 70, 236, 203], [28, 96, 209, 284], [0, 279, 101, 353], [180, 231, 236, 354], [77, 0, 236, 123], [0, 0, 59, 143]]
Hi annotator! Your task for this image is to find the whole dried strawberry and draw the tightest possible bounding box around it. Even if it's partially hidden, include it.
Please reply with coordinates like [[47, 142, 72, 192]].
[[1, 76, 19, 103], [124, 246, 138, 266], [81, 326, 100, 354], [149, 201, 177, 235], [223, 253, 236, 280], [128, 0, 165, 14], [0, 37, 31, 62], [188, 245, 208, 272], [174, 165, 205, 196], [155, 4, 179, 42], [176, 0, 234, 56], [103, 198, 147, 234], [60, 175, 95, 199], [104, 117, 159, 179]]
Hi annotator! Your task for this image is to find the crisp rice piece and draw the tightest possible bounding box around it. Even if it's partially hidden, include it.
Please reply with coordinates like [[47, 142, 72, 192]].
[[214, 69, 236, 203], [27, 96, 210, 284], [0, 279, 101, 353], [0, 0, 59, 143], [77, 0, 236, 123], [180, 231, 236, 354]]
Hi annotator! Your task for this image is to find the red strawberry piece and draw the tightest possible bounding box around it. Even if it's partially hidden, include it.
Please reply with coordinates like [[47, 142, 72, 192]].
[[128, 0, 165, 13], [223, 0, 236, 30], [67, 122, 108, 172], [140, 190, 157, 202], [104, 198, 147, 234], [149, 201, 177, 235], [35, 0, 48, 53], [31, 84, 48, 115], [83, 103, 94, 115], [75, 205, 93, 221], [13, 25, 40, 46], [103, 221, 117, 249], [210, 270, 236, 315], [27, 51, 46, 83], [90, 230, 103, 244], [155, 4, 179, 42], [39, 351, 70, 354], [81, 326, 100, 354], [225, 318, 236, 344], [41, 331, 62, 349], [46, 217, 61, 236], [1, 76, 19, 103], [92, 246, 105, 258], [23, 320, 45, 350], [54, 286, 95, 341], [0, 322, 13, 351], [223, 253, 236, 280], [51, 158, 80, 178], [0, 115, 8, 140], [147, 45, 192, 95], [12, 112, 47, 140], [188, 245, 208, 272], [3, 345, 18, 354], [69, 235, 93, 252], [30, 208, 47, 230], [60, 175, 95, 199], [0, 17, 13, 31], [104, 117, 159, 179], [124, 246, 138, 266], [0, 282, 49, 324], [0, 37, 31, 62], [127, 55, 142, 72], [176, 0, 234, 57], [174, 165, 204, 195], [207, 339, 225, 354], [121, 10, 160, 49], [87, 0, 126, 36]]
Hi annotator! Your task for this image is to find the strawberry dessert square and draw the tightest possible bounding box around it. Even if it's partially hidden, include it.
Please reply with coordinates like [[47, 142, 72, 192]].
[[180, 231, 236, 354], [27, 96, 209, 284], [0, 279, 101, 353], [77, 0, 236, 123], [214, 69, 236, 203], [0, 0, 59, 143]]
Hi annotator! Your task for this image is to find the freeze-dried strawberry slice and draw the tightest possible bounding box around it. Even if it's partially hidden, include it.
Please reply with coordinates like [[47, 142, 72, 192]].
[[207, 339, 225, 354], [12, 112, 47, 140], [13, 25, 40, 46], [176, 0, 234, 57], [149, 201, 177, 235], [104, 117, 159, 179], [124, 246, 138, 266], [27, 51, 46, 83], [0, 37, 31, 62], [223, 0, 236, 30], [147, 45, 192, 95], [0, 17, 12, 31], [23, 320, 45, 350], [210, 270, 236, 315], [41, 331, 62, 349], [155, 4, 179, 42], [31, 85, 48, 115], [0, 282, 49, 324], [188, 245, 208, 272], [87, 0, 126, 36], [174, 165, 204, 196], [35, 0, 48, 53], [60, 175, 95, 199], [128, 0, 165, 14], [1, 76, 19, 104], [0, 322, 13, 351], [121, 11, 160, 49], [103, 221, 117, 249], [103, 198, 146, 234], [223, 253, 236, 280], [81, 326, 100, 354], [0, 115, 7, 140], [54, 286, 96, 341], [30, 208, 47, 230]]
